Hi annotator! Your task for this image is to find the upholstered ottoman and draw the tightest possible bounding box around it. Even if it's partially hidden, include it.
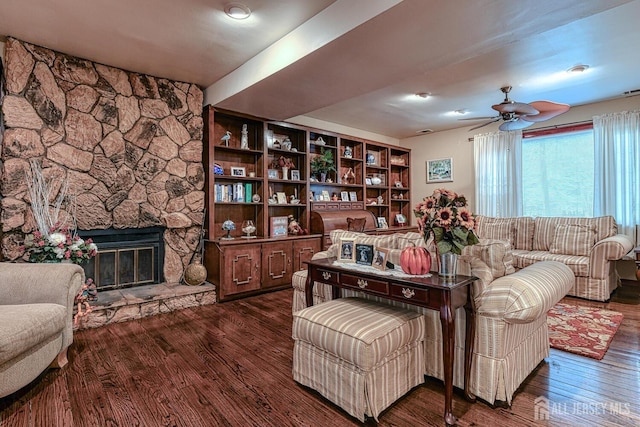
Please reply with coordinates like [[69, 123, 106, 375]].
[[292, 297, 425, 422]]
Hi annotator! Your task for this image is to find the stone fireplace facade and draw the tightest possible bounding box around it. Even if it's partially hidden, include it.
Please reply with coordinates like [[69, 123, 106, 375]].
[[0, 38, 205, 284]]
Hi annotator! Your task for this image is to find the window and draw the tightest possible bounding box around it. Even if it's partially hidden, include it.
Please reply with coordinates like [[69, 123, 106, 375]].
[[522, 126, 594, 217]]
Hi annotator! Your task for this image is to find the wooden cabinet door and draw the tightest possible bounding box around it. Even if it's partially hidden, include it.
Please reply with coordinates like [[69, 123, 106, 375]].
[[261, 241, 292, 289], [292, 238, 321, 272], [221, 245, 261, 299]]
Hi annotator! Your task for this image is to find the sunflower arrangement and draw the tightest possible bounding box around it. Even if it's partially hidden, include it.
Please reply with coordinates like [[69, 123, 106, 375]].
[[414, 188, 479, 255]]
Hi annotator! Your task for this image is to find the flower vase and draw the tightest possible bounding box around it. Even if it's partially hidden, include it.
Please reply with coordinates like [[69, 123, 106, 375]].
[[281, 167, 289, 180], [320, 172, 327, 182], [439, 252, 458, 278]]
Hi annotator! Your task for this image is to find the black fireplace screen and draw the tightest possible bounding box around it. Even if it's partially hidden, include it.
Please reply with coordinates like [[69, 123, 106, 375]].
[[79, 227, 164, 290]]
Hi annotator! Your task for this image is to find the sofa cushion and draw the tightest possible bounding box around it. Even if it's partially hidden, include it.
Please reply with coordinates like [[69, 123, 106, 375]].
[[532, 216, 616, 251], [513, 250, 589, 277], [462, 239, 515, 278], [550, 224, 596, 256], [478, 219, 515, 247], [0, 303, 66, 364]]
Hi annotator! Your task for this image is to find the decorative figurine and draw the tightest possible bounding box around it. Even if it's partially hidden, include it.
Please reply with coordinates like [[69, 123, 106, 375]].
[[221, 131, 231, 147], [343, 145, 352, 158], [240, 124, 249, 150]]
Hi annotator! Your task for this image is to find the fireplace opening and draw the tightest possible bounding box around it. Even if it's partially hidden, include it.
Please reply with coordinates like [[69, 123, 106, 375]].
[[79, 227, 165, 291]]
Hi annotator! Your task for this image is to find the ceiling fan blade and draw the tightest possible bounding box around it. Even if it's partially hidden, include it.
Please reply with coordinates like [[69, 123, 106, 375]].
[[469, 117, 501, 131], [491, 101, 538, 115], [458, 116, 499, 121], [498, 119, 534, 131], [520, 100, 570, 122]]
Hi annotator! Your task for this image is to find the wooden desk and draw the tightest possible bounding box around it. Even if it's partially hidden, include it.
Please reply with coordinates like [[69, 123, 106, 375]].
[[304, 257, 476, 426]]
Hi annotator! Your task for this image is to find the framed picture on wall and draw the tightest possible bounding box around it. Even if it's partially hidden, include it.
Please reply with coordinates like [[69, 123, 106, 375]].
[[426, 157, 453, 183]]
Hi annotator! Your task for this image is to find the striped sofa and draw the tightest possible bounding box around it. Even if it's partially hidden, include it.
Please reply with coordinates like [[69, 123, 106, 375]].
[[475, 215, 634, 302], [292, 231, 574, 406]]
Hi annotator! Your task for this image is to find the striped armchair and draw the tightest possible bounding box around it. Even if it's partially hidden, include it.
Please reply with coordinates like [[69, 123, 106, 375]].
[[475, 215, 635, 301], [292, 237, 574, 405]]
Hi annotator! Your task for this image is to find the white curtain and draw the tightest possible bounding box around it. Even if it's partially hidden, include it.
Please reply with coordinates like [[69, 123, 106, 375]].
[[473, 130, 523, 217], [593, 110, 640, 243]]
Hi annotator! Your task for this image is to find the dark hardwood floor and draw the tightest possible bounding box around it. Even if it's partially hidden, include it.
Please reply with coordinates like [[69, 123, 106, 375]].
[[2, 280, 639, 427]]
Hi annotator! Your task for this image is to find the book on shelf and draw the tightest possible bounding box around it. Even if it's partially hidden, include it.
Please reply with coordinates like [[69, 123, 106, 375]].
[[244, 183, 252, 203], [214, 183, 248, 203]]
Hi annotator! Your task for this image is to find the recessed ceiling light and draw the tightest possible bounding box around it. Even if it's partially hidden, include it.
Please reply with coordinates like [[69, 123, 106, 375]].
[[225, 2, 251, 20], [567, 64, 589, 73], [415, 92, 431, 99]]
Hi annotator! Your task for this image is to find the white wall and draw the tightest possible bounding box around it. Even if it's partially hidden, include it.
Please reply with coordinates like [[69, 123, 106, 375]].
[[401, 95, 640, 279]]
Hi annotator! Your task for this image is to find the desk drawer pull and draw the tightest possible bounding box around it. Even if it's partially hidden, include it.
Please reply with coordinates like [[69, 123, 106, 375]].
[[357, 279, 368, 289], [322, 271, 332, 281], [402, 288, 415, 299]]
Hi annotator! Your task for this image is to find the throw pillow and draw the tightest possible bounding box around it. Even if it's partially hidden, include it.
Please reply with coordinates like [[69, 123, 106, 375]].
[[550, 224, 596, 256], [346, 217, 367, 232], [462, 239, 515, 278], [478, 219, 515, 246]]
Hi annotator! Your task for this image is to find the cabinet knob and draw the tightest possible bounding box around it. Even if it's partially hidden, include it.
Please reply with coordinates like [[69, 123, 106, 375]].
[[357, 279, 368, 289], [402, 288, 415, 299], [322, 271, 331, 281]]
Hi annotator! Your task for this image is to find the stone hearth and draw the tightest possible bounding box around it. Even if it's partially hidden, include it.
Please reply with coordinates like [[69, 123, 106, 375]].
[[74, 282, 216, 330]]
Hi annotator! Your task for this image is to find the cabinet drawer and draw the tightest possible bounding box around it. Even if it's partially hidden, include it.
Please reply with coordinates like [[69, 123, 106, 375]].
[[389, 284, 429, 304], [350, 202, 364, 210], [341, 274, 388, 295], [316, 268, 339, 285], [326, 202, 340, 210]]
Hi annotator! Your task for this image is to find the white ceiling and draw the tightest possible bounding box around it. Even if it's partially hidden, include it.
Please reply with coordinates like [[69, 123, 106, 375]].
[[1, 0, 640, 139]]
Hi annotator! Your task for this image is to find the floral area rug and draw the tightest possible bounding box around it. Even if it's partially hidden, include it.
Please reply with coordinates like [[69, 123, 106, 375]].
[[547, 303, 623, 360]]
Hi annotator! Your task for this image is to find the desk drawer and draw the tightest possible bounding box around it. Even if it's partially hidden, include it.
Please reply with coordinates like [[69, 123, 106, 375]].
[[316, 268, 339, 285], [341, 274, 388, 295], [390, 284, 429, 304]]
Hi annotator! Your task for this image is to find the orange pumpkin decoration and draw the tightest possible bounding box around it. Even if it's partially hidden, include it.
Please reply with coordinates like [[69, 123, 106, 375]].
[[400, 245, 431, 275]]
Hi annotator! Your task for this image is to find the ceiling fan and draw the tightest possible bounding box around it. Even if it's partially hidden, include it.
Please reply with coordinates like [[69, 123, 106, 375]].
[[463, 86, 570, 131]]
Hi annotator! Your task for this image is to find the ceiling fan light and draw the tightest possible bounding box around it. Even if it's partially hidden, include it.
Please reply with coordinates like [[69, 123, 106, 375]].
[[225, 3, 251, 19], [567, 64, 589, 73]]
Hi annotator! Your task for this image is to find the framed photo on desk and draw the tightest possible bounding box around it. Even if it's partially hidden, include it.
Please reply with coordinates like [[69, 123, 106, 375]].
[[339, 238, 356, 262]]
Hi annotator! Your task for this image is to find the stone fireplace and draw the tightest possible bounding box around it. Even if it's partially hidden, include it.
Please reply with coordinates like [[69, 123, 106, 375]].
[[0, 38, 205, 285]]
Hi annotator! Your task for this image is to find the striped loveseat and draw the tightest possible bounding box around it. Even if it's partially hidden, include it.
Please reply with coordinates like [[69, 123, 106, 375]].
[[475, 215, 634, 302], [292, 231, 574, 406]]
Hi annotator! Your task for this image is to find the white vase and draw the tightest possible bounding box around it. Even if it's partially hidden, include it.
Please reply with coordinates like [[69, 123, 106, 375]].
[[281, 167, 289, 180]]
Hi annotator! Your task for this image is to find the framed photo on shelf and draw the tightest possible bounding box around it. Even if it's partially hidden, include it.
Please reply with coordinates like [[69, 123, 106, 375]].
[[365, 178, 372, 185], [372, 247, 389, 270], [355, 244, 374, 265], [340, 191, 349, 202], [270, 216, 288, 237], [267, 169, 279, 179], [276, 192, 288, 204], [230, 166, 246, 177], [339, 238, 356, 263], [349, 191, 358, 202], [395, 213, 407, 226], [321, 190, 331, 201], [377, 217, 389, 229], [426, 157, 453, 183], [290, 169, 300, 181]]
